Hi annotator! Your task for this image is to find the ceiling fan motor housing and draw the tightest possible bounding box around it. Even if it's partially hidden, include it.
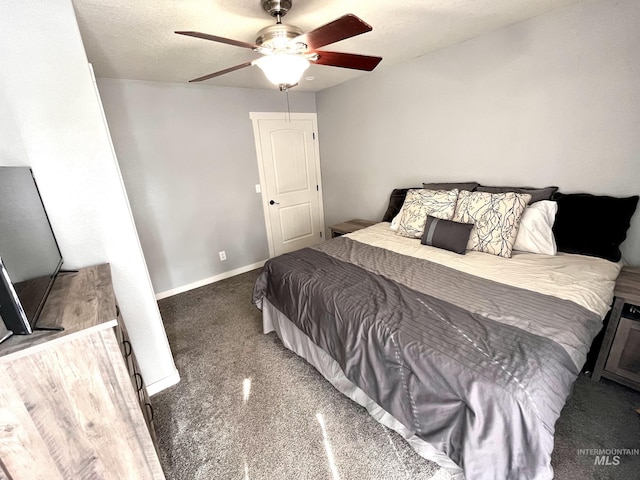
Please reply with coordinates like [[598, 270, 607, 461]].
[[255, 24, 304, 51], [262, 0, 292, 18]]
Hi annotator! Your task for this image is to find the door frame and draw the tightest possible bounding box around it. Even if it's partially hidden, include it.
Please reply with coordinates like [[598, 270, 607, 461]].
[[250, 112, 325, 258]]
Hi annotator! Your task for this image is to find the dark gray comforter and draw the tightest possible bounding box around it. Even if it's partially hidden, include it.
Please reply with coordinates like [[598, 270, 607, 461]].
[[252, 237, 602, 480]]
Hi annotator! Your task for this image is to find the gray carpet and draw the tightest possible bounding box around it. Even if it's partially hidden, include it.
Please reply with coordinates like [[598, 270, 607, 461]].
[[153, 268, 640, 480]]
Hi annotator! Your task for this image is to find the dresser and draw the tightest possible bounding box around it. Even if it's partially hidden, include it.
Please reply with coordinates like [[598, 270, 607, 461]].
[[0, 264, 165, 479]]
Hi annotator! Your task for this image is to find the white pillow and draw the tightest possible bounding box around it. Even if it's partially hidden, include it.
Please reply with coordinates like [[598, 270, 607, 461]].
[[390, 209, 403, 231], [513, 200, 558, 255]]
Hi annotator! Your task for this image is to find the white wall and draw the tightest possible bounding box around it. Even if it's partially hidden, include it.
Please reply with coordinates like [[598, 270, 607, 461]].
[[97, 79, 316, 295], [0, 0, 178, 394], [317, 0, 640, 265]]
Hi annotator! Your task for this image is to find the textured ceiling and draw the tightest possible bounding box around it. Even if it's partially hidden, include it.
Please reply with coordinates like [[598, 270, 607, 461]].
[[72, 0, 583, 92]]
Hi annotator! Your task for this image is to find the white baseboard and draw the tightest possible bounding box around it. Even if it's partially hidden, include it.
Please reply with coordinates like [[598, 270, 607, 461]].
[[146, 369, 181, 396], [154, 260, 267, 301]]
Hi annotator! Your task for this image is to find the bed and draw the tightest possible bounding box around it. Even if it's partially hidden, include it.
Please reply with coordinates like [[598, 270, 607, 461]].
[[252, 186, 637, 480]]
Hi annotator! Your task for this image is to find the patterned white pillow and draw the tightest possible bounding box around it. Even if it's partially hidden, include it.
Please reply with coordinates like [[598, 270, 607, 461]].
[[397, 189, 459, 238], [453, 190, 531, 257]]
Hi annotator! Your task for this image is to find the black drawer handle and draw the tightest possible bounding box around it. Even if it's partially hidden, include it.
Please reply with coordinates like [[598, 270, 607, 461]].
[[122, 339, 132, 358], [134, 373, 144, 392], [116, 304, 120, 317], [145, 402, 154, 421]]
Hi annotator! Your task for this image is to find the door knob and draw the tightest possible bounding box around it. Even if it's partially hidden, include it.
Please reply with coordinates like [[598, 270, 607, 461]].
[[269, 200, 280, 205]]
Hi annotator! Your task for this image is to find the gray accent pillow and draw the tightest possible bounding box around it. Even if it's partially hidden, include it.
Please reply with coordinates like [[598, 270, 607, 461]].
[[420, 216, 473, 254], [423, 181, 479, 192], [476, 185, 558, 204]]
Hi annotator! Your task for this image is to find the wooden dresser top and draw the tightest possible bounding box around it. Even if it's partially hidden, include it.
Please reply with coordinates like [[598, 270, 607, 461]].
[[0, 263, 117, 362]]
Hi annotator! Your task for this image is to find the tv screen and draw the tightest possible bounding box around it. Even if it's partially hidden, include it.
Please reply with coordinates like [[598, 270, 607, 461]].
[[0, 167, 63, 334]]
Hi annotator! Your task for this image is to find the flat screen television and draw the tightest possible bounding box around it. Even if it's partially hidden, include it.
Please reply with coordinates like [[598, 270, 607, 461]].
[[0, 167, 63, 335]]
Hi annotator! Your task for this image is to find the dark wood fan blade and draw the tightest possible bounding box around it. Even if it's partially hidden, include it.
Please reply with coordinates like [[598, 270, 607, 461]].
[[295, 14, 372, 50], [312, 51, 382, 71], [175, 31, 258, 50], [188, 62, 253, 82]]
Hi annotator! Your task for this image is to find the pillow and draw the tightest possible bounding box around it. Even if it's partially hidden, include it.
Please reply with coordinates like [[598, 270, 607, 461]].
[[476, 185, 558, 204], [421, 216, 474, 254], [390, 188, 459, 231], [453, 190, 531, 258], [423, 181, 479, 192], [383, 182, 478, 223], [552, 192, 639, 262], [513, 201, 558, 255], [396, 188, 459, 238], [382, 187, 421, 222]]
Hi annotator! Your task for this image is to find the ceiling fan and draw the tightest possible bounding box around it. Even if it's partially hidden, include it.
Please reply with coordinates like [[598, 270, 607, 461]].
[[175, 0, 382, 90]]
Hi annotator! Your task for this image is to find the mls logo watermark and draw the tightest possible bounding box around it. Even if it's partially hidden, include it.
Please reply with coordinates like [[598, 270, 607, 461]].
[[594, 455, 620, 466], [577, 448, 639, 466]]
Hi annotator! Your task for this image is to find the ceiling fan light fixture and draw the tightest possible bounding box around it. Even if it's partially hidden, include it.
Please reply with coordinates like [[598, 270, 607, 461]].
[[177, 7, 382, 86], [254, 54, 310, 87]]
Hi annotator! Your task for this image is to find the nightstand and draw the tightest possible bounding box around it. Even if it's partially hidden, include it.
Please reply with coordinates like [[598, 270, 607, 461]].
[[329, 219, 377, 238], [592, 266, 640, 391]]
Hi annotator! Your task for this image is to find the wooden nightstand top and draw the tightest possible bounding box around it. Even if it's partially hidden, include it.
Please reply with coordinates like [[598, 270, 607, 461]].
[[614, 266, 640, 306], [329, 219, 377, 237]]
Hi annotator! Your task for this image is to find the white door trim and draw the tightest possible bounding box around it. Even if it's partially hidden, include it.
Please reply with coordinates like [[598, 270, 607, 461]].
[[250, 112, 325, 258]]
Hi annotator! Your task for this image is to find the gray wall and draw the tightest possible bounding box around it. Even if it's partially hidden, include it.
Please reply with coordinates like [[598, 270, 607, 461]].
[[97, 79, 316, 295], [317, 0, 640, 265], [0, 0, 178, 393]]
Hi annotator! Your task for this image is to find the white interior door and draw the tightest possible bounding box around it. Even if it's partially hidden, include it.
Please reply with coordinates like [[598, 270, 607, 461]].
[[251, 112, 325, 257]]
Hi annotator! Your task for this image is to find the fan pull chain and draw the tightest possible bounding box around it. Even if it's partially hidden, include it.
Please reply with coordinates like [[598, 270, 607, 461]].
[[285, 87, 291, 122]]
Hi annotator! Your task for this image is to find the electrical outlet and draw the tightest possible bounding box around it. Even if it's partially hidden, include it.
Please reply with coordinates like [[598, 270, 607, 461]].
[[219, 251, 227, 261], [255, 184, 262, 193]]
